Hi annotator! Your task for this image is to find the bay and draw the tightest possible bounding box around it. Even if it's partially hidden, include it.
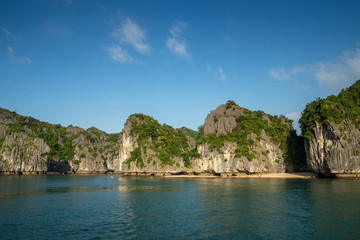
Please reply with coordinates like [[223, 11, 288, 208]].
[[0, 175, 359, 239]]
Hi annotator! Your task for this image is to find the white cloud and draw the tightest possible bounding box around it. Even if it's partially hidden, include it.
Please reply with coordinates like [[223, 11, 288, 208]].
[[2, 27, 11, 36], [166, 38, 190, 59], [169, 20, 187, 38], [269, 48, 360, 93], [269, 67, 290, 81], [314, 48, 360, 92], [166, 20, 191, 59], [105, 46, 133, 63], [207, 64, 227, 81], [269, 66, 305, 81], [286, 112, 302, 134], [214, 67, 227, 81], [1, 27, 22, 41], [7, 46, 31, 64], [285, 112, 301, 123], [112, 18, 150, 54]]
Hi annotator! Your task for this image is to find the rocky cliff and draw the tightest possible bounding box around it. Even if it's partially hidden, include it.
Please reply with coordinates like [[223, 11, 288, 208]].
[[0, 108, 120, 174], [118, 114, 199, 174], [1, 100, 308, 175], [300, 80, 360, 175], [194, 101, 306, 173], [118, 102, 306, 174]]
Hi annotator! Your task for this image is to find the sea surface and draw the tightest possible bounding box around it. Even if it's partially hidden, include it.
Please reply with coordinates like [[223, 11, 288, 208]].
[[0, 175, 359, 239]]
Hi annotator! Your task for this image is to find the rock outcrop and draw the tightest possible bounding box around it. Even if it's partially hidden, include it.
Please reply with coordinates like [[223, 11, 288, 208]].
[[0, 100, 308, 175], [304, 122, 360, 175], [0, 108, 120, 174], [194, 101, 305, 174], [118, 102, 306, 174], [118, 114, 198, 174], [0, 133, 49, 173], [300, 80, 360, 175], [6, 78, 360, 177]]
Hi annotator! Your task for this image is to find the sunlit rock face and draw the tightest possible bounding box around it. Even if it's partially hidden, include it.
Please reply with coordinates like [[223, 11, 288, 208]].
[[305, 121, 360, 175]]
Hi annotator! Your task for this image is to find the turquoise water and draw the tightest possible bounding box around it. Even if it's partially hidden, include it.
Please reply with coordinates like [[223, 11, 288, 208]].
[[0, 175, 359, 239]]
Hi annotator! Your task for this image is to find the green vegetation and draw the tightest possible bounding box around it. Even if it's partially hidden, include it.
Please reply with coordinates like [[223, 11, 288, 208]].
[[178, 127, 198, 139], [126, 147, 145, 168], [0, 137, 5, 150], [197, 105, 293, 162], [226, 100, 238, 109], [286, 130, 307, 168], [126, 114, 200, 168], [300, 80, 360, 140], [2, 109, 121, 163], [73, 160, 81, 165], [5, 115, 76, 162]]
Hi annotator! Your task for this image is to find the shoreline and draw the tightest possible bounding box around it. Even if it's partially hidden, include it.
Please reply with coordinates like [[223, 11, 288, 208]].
[[164, 172, 319, 179], [1, 171, 359, 179]]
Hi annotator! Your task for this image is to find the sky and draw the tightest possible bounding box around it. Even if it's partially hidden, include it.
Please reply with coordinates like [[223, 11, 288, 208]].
[[1, 0, 360, 134]]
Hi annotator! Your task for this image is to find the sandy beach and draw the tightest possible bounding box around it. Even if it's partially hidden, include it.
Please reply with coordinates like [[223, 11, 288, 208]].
[[164, 172, 318, 179]]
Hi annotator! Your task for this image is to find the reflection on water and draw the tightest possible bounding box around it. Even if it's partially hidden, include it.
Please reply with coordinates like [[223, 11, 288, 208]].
[[0, 175, 359, 239]]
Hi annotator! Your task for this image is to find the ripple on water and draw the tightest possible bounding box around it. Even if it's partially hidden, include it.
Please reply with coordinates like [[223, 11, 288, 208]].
[[0, 176, 360, 239]]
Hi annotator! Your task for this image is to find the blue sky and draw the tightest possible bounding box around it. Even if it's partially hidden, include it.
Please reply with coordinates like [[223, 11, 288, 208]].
[[1, 0, 360, 134]]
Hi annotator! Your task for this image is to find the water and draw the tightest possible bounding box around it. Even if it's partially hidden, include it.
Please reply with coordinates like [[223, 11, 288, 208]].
[[0, 175, 359, 239]]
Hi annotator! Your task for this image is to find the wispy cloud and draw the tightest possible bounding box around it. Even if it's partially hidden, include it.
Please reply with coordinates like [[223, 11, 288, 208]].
[[285, 112, 301, 122], [1, 27, 22, 41], [207, 64, 227, 81], [2, 27, 11, 36], [169, 20, 187, 38], [105, 46, 133, 63], [285, 112, 301, 133], [214, 67, 227, 81], [269, 48, 360, 93], [65, 0, 76, 7], [107, 101, 120, 107], [314, 48, 360, 92], [166, 38, 190, 59], [112, 18, 150, 54], [7, 46, 31, 64], [269, 66, 305, 81], [166, 20, 191, 59], [41, 21, 70, 37], [106, 17, 149, 64]]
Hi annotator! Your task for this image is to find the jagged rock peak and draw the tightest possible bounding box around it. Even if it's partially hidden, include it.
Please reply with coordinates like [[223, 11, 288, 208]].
[[196, 100, 305, 173], [204, 100, 292, 136]]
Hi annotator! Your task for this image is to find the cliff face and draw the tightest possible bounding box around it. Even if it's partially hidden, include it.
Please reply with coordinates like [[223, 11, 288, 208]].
[[0, 108, 120, 174], [195, 101, 304, 173], [305, 122, 360, 174], [300, 80, 360, 175], [118, 114, 198, 173], [0, 133, 49, 173], [118, 102, 306, 174], [1, 100, 307, 175]]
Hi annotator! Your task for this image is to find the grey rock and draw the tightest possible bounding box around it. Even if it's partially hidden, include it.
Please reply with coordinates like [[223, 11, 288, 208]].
[[0, 133, 50, 172], [305, 121, 360, 174]]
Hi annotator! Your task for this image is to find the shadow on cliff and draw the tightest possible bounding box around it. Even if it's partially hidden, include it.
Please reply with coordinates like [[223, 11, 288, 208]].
[[48, 159, 73, 173], [285, 130, 308, 172]]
